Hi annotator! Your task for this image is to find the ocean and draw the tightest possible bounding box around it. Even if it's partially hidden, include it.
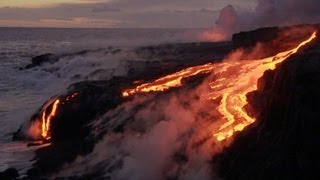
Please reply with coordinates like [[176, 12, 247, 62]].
[[0, 27, 201, 172]]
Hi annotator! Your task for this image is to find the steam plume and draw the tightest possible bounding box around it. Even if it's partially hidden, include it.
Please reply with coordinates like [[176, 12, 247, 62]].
[[201, 0, 320, 41]]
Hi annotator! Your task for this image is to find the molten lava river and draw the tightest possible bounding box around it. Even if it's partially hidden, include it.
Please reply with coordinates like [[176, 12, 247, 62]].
[[122, 32, 317, 142]]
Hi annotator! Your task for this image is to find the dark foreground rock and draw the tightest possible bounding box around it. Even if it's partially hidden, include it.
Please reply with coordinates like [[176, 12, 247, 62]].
[[33, 79, 133, 174], [12, 77, 133, 176], [216, 30, 320, 179], [0, 168, 19, 180]]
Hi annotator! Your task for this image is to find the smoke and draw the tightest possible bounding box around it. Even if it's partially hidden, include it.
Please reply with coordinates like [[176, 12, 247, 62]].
[[200, 5, 238, 41], [51, 40, 280, 179], [53, 78, 226, 179], [200, 0, 320, 41]]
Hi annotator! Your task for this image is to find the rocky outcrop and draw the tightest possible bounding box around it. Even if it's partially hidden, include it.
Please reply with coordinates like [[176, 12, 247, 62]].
[[232, 26, 280, 47], [23, 53, 59, 69], [216, 31, 320, 179], [12, 77, 130, 174], [232, 24, 319, 58], [20, 47, 122, 70], [0, 168, 19, 180]]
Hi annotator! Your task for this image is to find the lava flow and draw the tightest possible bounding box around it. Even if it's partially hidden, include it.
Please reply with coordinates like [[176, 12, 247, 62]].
[[122, 63, 215, 97], [41, 99, 60, 140], [122, 32, 317, 141], [40, 92, 79, 140]]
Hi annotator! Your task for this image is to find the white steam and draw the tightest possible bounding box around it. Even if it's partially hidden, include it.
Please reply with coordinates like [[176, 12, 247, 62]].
[[53, 81, 224, 179], [200, 0, 320, 41]]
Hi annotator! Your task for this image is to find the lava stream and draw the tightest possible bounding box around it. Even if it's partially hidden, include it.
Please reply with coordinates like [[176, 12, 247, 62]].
[[40, 92, 79, 140], [41, 99, 60, 140], [122, 63, 215, 97], [123, 32, 317, 141]]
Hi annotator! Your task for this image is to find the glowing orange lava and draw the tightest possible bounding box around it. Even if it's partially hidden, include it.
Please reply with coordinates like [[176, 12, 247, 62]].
[[39, 92, 79, 140], [122, 32, 317, 141], [41, 99, 60, 140], [212, 32, 316, 141], [122, 63, 215, 97]]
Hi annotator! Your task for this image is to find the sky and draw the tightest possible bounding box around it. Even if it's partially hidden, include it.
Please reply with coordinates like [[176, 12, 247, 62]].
[[0, 0, 256, 28]]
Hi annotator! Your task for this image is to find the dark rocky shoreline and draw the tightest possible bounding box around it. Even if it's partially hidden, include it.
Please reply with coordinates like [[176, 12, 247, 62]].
[[6, 24, 320, 179]]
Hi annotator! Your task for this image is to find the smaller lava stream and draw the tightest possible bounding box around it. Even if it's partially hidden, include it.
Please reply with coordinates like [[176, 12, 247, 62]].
[[40, 93, 79, 140], [122, 32, 317, 141], [41, 99, 60, 140]]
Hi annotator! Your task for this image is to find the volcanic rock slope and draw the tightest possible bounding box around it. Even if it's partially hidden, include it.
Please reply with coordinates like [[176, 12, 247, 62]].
[[216, 29, 320, 179]]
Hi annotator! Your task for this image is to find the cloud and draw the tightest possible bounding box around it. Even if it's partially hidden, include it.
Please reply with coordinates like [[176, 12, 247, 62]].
[[199, 5, 238, 41], [91, 6, 122, 13], [0, 17, 122, 28], [0, 0, 256, 28], [253, 0, 320, 26], [0, 0, 108, 8]]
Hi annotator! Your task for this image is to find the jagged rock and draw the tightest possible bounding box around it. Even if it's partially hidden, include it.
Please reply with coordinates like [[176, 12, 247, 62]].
[[20, 48, 115, 70], [22, 53, 59, 69]]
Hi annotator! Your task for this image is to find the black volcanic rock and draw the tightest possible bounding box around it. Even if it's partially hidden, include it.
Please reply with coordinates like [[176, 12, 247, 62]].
[[216, 32, 320, 179], [13, 77, 134, 141], [50, 79, 127, 142], [23, 53, 59, 69], [20, 47, 119, 70], [232, 24, 319, 58], [26, 78, 130, 175], [232, 26, 280, 47], [0, 168, 19, 180]]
